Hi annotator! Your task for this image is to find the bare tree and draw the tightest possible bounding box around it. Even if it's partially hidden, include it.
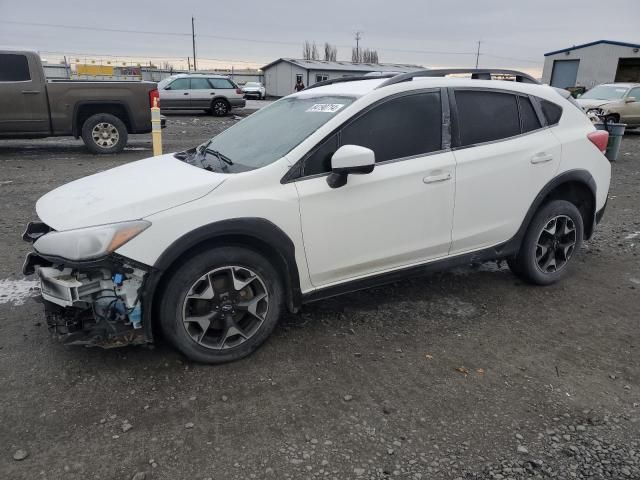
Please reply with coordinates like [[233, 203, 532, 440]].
[[324, 43, 337, 61], [303, 41, 312, 60], [361, 49, 379, 63], [351, 47, 360, 63], [311, 42, 319, 60]]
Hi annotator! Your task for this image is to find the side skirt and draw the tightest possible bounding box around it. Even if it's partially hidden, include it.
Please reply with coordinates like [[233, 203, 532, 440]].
[[301, 240, 518, 305]]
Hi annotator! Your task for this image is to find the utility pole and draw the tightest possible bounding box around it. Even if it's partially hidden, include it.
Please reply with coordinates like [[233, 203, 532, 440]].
[[187, 57, 191, 71], [355, 31, 362, 63], [191, 17, 197, 71], [475, 40, 481, 68]]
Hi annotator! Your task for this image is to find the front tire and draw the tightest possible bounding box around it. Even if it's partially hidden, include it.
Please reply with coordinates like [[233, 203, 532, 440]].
[[159, 247, 284, 364], [81, 113, 128, 154], [508, 200, 584, 285]]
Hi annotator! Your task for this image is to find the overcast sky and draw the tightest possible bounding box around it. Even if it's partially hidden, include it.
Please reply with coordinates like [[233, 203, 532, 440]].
[[1, 0, 639, 75]]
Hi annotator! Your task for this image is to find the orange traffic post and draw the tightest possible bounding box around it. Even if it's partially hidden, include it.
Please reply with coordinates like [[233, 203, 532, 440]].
[[151, 97, 163, 156]]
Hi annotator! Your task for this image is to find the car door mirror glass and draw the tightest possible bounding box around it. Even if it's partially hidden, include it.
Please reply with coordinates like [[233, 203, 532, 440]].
[[327, 145, 375, 188]]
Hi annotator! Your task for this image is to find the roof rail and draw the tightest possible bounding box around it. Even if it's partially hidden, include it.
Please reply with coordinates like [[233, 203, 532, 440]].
[[376, 69, 540, 89], [304, 73, 398, 91]]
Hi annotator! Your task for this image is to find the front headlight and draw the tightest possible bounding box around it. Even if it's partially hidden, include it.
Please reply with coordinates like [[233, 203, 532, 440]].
[[33, 220, 151, 261], [587, 107, 605, 116]]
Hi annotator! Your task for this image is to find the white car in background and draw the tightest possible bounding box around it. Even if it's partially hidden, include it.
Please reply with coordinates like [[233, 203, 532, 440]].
[[242, 82, 266, 99], [158, 73, 246, 116], [23, 69, 611, 364]]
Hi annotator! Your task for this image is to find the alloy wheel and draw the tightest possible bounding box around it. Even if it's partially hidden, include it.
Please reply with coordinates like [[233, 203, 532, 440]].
[[182, 266, 269, 350], [91, 122, 119, 148], [214, 101, 228, 115], [535, 215, 577, 273]]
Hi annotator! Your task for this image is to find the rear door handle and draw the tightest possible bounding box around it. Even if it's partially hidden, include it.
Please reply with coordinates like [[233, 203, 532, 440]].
[[530, 152, 553, 164], [210, 92, 216, 95], [22, 90, 41, 94], [423, 172, 452, 184], [183, 92, 189, 96]]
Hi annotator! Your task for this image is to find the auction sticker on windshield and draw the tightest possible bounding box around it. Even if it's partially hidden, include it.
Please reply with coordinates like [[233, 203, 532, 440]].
[[306, 104, 345, 113]]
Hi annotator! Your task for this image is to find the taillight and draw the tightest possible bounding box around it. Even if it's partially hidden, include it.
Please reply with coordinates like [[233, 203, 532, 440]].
[[587, 130, 608, 153], [149, 88, 160, 108], [236, 88, 243, 95]]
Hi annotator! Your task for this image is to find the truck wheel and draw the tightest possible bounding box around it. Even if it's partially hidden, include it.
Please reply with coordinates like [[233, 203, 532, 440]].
[[159, 246, 284, 364], [81, 113, 128, 154]]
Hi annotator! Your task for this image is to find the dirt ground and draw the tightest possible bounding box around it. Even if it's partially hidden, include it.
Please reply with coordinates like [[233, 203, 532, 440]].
[[0, 107, 638, 480]]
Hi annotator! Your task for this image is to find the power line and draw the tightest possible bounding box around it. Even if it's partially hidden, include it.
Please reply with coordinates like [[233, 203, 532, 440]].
[[1, 19, 540, 62]]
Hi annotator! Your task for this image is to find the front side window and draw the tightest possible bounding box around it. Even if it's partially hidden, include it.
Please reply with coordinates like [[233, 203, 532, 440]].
[[0, 54, 30, 82], [210, 78, 234, 89], [193, 95, 355, 172], [628, 87, 640, 100], [190, 78, 212, 89], [303, 92, 442, 176], [455, 90, 520, 146], [168, 78, 189, 90]]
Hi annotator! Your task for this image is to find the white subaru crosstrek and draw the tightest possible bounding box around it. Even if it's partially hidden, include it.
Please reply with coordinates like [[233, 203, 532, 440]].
[[23, 69, 611, 364]]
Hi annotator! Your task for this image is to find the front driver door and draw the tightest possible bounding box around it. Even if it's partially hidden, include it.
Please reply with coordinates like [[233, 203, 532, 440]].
[[162, 78, 191, 109], [294, 90, 456, 288], [624, 87, 640, 125]]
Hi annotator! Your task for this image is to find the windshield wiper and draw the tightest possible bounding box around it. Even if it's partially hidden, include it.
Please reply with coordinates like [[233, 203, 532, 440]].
[[204, 147, 234, 166]]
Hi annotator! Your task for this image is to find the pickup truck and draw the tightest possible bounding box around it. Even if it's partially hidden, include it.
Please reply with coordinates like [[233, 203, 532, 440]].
[[0, 49, 160, 154]]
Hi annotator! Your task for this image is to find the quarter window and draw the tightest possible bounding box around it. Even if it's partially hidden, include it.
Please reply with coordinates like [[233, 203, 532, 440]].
[[540, 100, 563, 125], [0, 54, 31, 81], [209, 78, 234, 89], [455, 90, 520, 146], [518, 96, 542, 133], [190, 78, 212, 89]]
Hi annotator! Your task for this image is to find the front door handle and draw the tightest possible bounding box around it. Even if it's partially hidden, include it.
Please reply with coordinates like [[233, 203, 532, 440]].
[[210, 92, 216, 95], [423, 172, 452, 184], [22, 90, 41, 94], [530, 152, 553, 164], [183, 92, 189, 96]]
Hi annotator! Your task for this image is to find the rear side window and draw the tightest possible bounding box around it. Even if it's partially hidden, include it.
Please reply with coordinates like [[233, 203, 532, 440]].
[[455, 90, 520, 146], [340, 91, 442, 163], [0, 54, 31, 81], [190, 78, 212, 89], [518, 96, 542, 133], [541, 100, 563, 125], [210, 78, 234, 89]]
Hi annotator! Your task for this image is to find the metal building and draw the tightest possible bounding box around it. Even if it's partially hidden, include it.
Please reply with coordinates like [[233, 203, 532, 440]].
[[261, 58, 423, 97], [542, 40, 640, 89]]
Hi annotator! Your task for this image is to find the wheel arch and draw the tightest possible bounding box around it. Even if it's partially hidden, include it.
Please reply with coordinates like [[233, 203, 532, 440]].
[[141, 218, 302, 341], [509, 170, 597, 254], [211, 96, 231, 108], [73, 101, 133, 137]]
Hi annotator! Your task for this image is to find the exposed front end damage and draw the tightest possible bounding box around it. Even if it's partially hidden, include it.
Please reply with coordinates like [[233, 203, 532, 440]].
[[23, 221, 151, 348]]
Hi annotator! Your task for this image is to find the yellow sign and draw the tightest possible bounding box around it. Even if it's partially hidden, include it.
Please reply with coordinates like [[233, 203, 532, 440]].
[[77, 64, 114, 76]]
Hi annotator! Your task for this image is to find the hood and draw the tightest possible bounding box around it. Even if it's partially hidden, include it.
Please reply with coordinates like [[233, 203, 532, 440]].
[[242, 86, 261, 91], [36, 153, 226, 231], [576, 98, 617, 110]]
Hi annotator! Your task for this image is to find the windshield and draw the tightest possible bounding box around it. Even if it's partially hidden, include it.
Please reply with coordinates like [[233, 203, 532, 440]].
[[192, 95, 356, 172], [581, 85, 628, 100], [245, 82, 261, 87]]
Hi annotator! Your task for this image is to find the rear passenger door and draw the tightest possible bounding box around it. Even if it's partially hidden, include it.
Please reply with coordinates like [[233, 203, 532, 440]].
[[295, 90, 457, 287], [449, 89, 561, 255], [189, 77, 215, 109]]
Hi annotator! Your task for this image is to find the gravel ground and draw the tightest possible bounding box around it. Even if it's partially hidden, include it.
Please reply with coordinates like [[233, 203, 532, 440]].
[[0, 109, 638, 480]]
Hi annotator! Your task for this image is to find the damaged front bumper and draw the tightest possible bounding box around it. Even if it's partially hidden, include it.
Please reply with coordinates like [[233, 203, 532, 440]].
[[23, 221, 151, 348]]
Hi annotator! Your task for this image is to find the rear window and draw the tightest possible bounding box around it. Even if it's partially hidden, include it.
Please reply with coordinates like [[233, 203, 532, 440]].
[[541, 100, 563, 125], [455, 90, 520, 146], [0, 54, 30, 82]]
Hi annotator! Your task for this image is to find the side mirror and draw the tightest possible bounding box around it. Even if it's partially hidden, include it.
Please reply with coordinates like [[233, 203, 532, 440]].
[[625, 96, 637, 103], [576, 93, 582, 98], [327, 145, 375, 188]]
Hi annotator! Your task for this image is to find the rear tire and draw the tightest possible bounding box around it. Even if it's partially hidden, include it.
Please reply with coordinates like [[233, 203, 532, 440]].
[[211, 99, 230, 117], [159, 247, 284, 364], [509, 200, 584, 285], [81, 113, 128, 154]]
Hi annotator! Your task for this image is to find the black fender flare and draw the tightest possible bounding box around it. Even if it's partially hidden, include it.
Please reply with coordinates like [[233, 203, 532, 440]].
[[503, 169, 597, 256], [141, 218, 302, 341]]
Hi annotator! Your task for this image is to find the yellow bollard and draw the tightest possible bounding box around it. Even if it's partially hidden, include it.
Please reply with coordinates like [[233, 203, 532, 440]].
[[151, 97, 163, 156]]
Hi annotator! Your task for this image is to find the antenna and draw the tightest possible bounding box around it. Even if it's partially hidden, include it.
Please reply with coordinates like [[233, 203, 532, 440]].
[[355, 31, 362, 63], [192, 17, 197, 71], [475, 40, 481, 68]]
